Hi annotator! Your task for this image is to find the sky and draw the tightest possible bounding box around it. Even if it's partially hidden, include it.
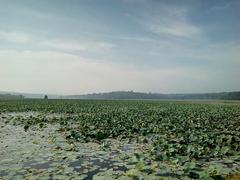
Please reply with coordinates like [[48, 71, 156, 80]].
[[0, 0, 239, 95]]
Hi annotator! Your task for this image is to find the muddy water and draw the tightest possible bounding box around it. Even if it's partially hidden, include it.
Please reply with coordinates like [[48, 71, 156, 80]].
[[0, 113, 138, 179], [1, 112, 240, 179]]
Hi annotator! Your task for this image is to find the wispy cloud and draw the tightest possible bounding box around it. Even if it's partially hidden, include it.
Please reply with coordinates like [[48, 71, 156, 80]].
[[148, 21, 200, 38], [42, 40, 88, 51], [0, 30, 115, 53], [42, 40, 116, 52], [209, 2, 232, 12], [0, 31, 32, 44], [135, 4, 201, 38]]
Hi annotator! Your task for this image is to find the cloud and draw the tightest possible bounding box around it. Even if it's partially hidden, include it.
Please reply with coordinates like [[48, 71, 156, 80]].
[[42, 40, 115, 52], [0, 31, 32, 44], [0, 30, 115, 53], [97, 42, 116, 49], [42, 41, 88, 51], [148, 37, 240, 67], [135, 4, 201, 38], [209, 2, 232, 12], [149, 21, 200, 38], [0, 49, 207, 94]]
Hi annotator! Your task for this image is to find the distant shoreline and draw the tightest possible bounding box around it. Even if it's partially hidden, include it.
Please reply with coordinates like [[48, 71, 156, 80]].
[[1, 91, 240, 100]]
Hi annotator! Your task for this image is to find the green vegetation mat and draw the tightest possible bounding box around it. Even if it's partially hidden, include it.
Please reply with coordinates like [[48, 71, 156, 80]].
[[0, 100, 240, 179]]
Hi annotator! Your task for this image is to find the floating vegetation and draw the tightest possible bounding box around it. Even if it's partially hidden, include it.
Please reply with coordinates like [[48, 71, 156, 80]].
[[0, 99, 240, 179]]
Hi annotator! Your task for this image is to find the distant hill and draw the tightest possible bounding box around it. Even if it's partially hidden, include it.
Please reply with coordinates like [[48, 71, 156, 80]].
[[0, 91, 61, 99], [65, 91, 240, 100], [0, 94, 24, 100], [1, 91, 240, 100]]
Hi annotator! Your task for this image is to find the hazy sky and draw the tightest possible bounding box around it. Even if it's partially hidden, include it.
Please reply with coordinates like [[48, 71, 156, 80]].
[[0, 0, 239, 94]]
